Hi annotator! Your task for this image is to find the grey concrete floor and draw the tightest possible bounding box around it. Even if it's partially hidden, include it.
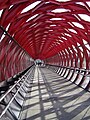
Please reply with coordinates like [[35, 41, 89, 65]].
[[19, 66, 90, 120]]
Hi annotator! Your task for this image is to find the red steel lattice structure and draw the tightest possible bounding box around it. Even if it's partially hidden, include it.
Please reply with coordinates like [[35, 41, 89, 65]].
[[0, 0, 90, 89]]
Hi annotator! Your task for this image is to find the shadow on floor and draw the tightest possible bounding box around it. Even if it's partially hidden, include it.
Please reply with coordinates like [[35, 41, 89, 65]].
[[20, 67, 90, 120]]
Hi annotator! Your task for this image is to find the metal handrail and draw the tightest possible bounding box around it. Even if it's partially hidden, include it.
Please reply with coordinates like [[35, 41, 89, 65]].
[[0, 79, 25, 118], [0, 66, 34, 119], [0, 78, 23, 103], [46, 64, 90, 77], [46, 64, 90, 72]]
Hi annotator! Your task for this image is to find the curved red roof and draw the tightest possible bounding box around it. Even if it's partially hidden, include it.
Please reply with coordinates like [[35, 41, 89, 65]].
[[0, 0, 90, 81]]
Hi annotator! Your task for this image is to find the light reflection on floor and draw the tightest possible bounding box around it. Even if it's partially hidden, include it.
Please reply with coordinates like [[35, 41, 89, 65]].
[[19, 67, 90, 120]]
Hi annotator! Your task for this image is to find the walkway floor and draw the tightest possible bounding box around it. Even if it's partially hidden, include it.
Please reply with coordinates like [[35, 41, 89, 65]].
[[19, 66, 90, 120]]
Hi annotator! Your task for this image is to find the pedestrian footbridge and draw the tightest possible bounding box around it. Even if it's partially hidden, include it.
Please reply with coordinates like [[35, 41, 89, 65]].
[[0, 0, 90, 120], [0, 66, 90, 120]]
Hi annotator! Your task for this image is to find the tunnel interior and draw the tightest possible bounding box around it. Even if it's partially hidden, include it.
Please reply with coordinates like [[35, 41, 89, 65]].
[[0, 0, 90, 120]]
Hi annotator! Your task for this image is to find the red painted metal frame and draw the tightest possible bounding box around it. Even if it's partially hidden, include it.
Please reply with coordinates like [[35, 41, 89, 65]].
[[0, 31, 33, 81], [0, 0, 90, 81]]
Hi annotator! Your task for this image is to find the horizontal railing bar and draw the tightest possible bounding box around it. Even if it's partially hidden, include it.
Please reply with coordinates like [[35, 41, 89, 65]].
[[0, 65, 35, 120], [0, 79, 26, 118], [0, 78, 23, 103], [46, 64, 90, 72], [46, 64, 90, 77], [0, 65, 34, 102]]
